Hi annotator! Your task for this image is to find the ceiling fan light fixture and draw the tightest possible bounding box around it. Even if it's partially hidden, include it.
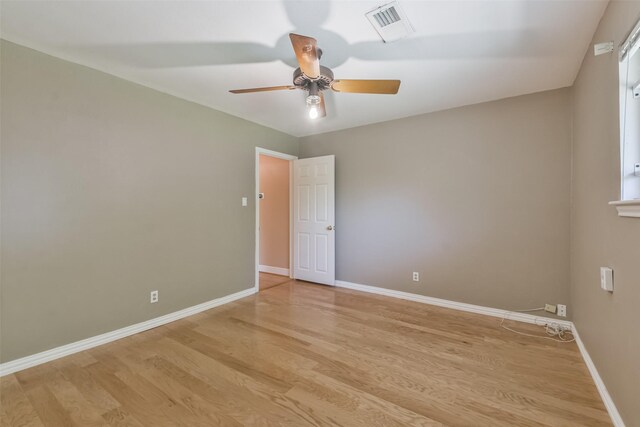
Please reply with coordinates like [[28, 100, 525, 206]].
[[308, 104, 319, 119], [306, 86, 321, 119], [306, 94, 321, 106], [229, 33, 401, 120]]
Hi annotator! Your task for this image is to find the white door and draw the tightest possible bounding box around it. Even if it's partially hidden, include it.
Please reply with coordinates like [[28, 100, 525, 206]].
[[293, 155, 335, 285]]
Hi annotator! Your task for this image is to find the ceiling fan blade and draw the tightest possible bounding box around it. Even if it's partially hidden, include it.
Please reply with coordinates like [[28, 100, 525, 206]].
[[318, 92, 327, 118], [229, 85, 296, 94], [289, 33, 320, 79], [331, 79, 401, 94]]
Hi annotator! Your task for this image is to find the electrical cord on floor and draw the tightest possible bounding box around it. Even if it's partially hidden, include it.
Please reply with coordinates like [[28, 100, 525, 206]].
[[500, 307, 575, 343]]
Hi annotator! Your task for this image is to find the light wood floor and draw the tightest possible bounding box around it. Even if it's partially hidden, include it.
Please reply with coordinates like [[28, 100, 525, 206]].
[[1, 280, 610, 426], [259, 272, 290, 291]]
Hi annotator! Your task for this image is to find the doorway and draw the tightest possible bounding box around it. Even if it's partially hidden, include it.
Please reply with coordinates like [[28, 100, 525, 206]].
[[255, 148, 297, 291]]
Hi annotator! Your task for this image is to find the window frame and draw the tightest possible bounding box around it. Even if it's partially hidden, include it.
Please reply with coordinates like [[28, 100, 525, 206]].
[[610, 18, 640, 217], [618, 18, 640, 202]]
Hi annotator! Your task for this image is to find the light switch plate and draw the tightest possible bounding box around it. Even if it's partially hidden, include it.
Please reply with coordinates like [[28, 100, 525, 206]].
[[600, 267, 614, 292], [634, 163, 640, 177], [594, 41, 614, 56]]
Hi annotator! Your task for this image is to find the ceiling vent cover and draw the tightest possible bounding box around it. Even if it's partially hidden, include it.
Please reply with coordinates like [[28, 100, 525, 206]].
[[366, 1, 414, 43], [372, 6, 401, 27]]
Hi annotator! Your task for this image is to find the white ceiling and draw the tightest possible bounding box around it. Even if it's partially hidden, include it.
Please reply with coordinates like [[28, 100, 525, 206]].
[[0, 0, 607, 137]]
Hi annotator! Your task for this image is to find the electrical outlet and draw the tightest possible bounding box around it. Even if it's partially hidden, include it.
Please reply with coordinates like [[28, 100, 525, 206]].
[[557, 304, 567, 317], [150, 290, 159, 303], [412, 272, 419, 282], [544, 304, 557, 314], [634, 163, 640, 177]]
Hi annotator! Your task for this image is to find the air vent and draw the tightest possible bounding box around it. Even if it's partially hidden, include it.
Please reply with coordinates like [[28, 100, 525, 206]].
[[372, 6, 401, 27], [366, 1, 414, 43]]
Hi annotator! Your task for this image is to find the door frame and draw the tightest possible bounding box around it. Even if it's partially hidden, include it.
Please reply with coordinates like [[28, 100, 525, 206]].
[[255, 147, 298, 292]]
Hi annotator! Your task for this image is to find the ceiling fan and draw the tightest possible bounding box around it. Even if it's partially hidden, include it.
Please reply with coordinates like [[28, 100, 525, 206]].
[[229, 33, 401, 119]]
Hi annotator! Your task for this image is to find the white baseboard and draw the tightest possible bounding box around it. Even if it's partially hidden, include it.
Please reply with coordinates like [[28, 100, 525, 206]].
[[335, 280, 572, 328], [259, 265, 290, 276], [0, 287, 256, 377], [572, 325, 625, 426], [335, 279, 623, 426]]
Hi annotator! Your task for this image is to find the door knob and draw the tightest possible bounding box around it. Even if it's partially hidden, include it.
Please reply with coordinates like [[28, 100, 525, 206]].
[[327, 225, 334, 231]]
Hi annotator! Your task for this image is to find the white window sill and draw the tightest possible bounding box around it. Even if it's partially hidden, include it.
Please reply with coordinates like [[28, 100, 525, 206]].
[[609, 200, 640, 218]]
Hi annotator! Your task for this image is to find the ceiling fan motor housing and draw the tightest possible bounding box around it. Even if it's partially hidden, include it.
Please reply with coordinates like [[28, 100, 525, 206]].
[[293, 66, 334, 91]]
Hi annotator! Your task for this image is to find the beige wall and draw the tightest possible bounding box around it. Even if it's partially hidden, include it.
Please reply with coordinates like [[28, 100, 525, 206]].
[[0, 41, 298, 362], [570, 1, 640, 424], [300, 89, 572, 316], [259, 155, 290, 270]]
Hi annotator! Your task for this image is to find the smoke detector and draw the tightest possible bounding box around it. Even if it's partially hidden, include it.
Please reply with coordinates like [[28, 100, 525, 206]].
[[366, 1, 414, 43]]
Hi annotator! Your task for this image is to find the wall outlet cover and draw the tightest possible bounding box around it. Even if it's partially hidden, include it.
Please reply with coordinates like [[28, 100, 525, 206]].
[[150, 290, 159, 303], [412, 272, 419, 282], [557, 304, 567, 317]]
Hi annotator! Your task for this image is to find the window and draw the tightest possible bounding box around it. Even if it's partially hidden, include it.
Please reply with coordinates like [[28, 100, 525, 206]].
[[619, 18, 640, 201]]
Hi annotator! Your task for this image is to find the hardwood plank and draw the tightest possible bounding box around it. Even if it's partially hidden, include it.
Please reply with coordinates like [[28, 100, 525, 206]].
[[56, 363, 121, 415], [259, 272, 290, 290], [0, 376, 44, 427], [139, 338, 312, 425], [0, 280, 611, 426], [84, 363, 193, 427], [45, 378, 110, 427], [24, 386, 76, 427], [100, 407, 144, 427]]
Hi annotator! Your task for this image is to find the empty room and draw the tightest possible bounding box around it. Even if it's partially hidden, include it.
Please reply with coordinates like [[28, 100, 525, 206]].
[[1, 0, 639, 426]]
